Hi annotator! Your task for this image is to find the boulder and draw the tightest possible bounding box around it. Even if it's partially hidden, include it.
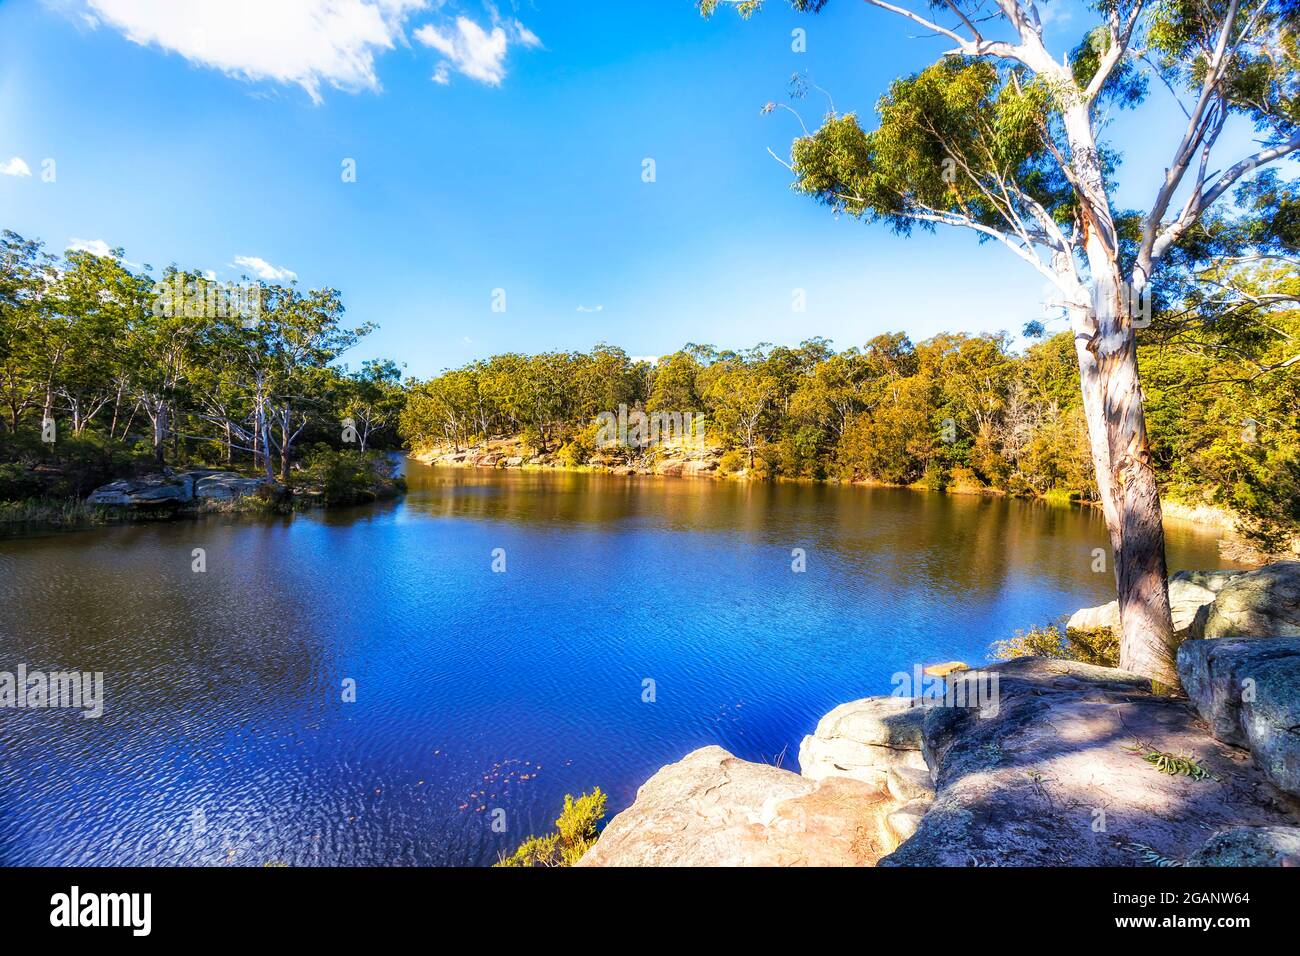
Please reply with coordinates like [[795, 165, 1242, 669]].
[[192, 471, 277, 501], [881, 658, 1300, 866], [1173, 569, 1242, 594], [1188, 826, 1300, 867], [1176, 637, 1300, 746], [1066, 601, 1120, 633], [1200, 562, 1300, 639], [86, 473, 194, 507], [798, 696, 928, 785], [1240, 652, 1300, 798], [577, 746, 890, 866], [1067, 576, 1217, 635], [1177, 636, 1300, 796]]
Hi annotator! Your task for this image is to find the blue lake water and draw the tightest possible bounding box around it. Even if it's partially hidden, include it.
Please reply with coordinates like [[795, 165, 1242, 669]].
[[0, 461, 1241, 865]]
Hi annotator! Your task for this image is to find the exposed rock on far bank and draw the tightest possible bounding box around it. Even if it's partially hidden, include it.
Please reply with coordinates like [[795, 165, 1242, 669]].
[[86, 470, 282, 509]]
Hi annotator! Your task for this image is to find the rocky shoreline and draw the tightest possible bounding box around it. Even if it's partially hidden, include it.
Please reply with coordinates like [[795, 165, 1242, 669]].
[[2, 462, 406, 533], [579, 563, 1300, 867]]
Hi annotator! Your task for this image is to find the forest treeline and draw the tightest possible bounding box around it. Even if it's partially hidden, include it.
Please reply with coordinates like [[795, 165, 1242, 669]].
[[0, 230, 403, 502], [3, 228, 1296, 549], [401, 274, 1299, 550]]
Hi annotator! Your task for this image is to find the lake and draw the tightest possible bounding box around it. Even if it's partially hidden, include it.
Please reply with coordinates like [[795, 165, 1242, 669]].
[[0, 460, 1242, 866]]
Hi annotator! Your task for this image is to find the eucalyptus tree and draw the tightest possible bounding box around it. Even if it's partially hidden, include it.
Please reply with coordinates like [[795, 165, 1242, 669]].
[[703, 0, 1299, 684], [0, 231, 53, 433], [257, 285, 371, 481], [343, 358, 404, 451]]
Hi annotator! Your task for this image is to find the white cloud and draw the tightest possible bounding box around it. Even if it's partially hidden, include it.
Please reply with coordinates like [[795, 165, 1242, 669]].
[[1, 157, 32, 177], [415, 13, 538, 86], [513, 19, 542, 49], [68, 238, 114, 256], [84, 0, 428, 103], [233, 255, 297, 281], [576, 304, 604, 313]]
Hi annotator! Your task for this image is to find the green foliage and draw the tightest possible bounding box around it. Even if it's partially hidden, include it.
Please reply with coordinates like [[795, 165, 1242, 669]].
[[495, 787, 607, 868], [558, 420, 601, 467], [0, 230, 400, 495], [1124, 744, 1218, 782], [299, 445, 404, 506], [990, 623, 1119, 667]]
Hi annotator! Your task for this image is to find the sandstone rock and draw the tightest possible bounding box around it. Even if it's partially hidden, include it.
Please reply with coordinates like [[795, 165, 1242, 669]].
[[887, 765, 936, 803], [1176, 637, 1300, 747], [577, 746, 890, 866], [1066, 601, 1121, 633], [1177, 636, 1300, 796], [798, 696, 927, 785], [885, 799, 930, 845], [86, 473, 194, 507], [882, 658, 1300, 866], [1068, 576, 1217, 635], [1240, 651, 1300, 797], [1188, 826, 1300, 867], [924, 661, 970, 677], [1173, 568, 1242, 594], [192, 471, 276, 501], [1201, 562, 1300, 639]]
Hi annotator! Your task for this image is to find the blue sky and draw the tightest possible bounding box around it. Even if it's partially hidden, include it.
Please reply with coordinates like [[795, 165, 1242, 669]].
[[0, 0, 1274, 378]]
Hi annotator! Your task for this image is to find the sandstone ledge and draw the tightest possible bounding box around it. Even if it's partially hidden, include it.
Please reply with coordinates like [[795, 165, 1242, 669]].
[[581, 657, 1300, 867]]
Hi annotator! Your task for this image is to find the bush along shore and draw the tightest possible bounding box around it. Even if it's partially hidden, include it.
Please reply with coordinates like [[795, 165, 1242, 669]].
[[1, 446, 405, 534], [576, 562, 1300, 867]]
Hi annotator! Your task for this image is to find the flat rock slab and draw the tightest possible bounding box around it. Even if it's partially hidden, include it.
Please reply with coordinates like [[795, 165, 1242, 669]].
[[882, 658, 1300, 866], [578, 746, 890, 866], [86, 474, 194, 507]]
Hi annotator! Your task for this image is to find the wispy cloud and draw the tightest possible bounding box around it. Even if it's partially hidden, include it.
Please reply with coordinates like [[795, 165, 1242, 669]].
[[1, 157, 32, 177], [83, 0, 427, 103], [414, 14, 540, 86], [233, 255, 297, 281]]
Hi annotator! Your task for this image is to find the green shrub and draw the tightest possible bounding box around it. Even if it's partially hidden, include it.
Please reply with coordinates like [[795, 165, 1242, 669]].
[[922, 460, 948, 492], [495, 787, 607, 867], [299, 445, 404, 506], [717, 449, 747, 475], [990, 623, 1119, 667], [558, 421, 600, 467]]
